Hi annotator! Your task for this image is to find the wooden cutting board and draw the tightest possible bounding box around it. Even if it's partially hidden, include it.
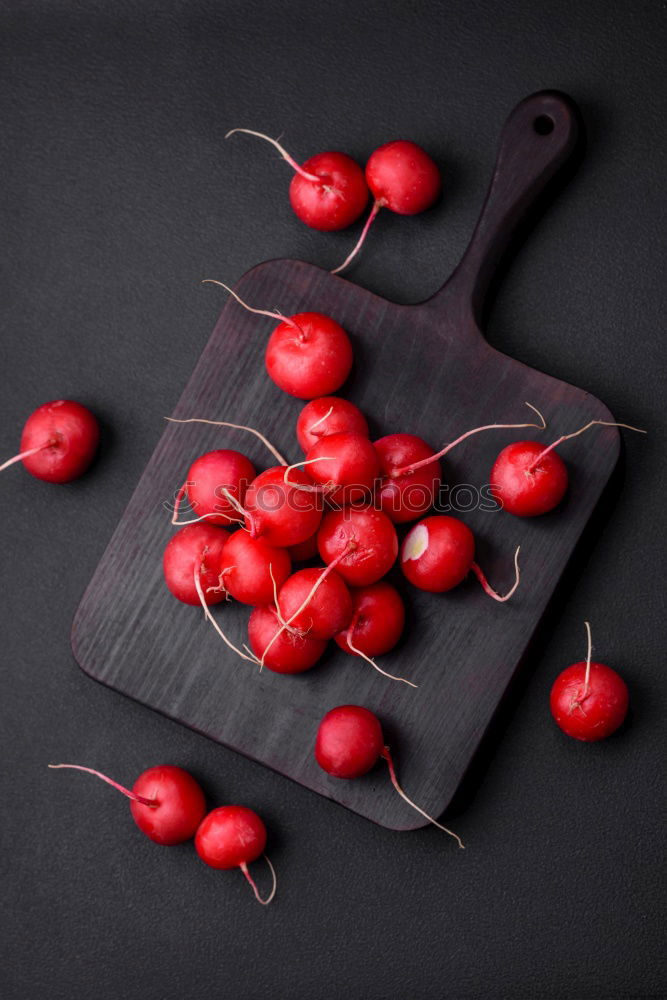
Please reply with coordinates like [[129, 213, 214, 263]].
[[72, 91, 620, 829]]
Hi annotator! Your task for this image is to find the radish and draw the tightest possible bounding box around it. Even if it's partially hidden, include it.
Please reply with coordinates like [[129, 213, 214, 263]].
[[400, 515, 521, 602], [296, 396, 369, 453], [163, 523, 229, 606], [226, 129, 368, 231], [335, 582, 415, 687], [204, 281, 353, 399], [48, 763, 206, 845], [335, 581, 405, 657], [288, 532, 319, 562], [315, 706, 463, 846], [490, 419, 645, 517], [298, 431, 380, 504], [332, 140, 441, 274], [195, 805, 277, 905], [215, 530, 292, 606], [374, 433, 441, 523], [277, 567, 353, 640], [247, 605, 327, 673], [242, 466, 323, 547], [317, 507, 398, 586], [1, 400, 99, 483], [550, 622, 629, 741], [258, 546, 356, 664], [172, 449, 256, 526]]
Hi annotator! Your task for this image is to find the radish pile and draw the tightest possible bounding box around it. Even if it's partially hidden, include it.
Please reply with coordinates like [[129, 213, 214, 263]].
[[162, 380, 560, 689], [163, 263, 643, 839]]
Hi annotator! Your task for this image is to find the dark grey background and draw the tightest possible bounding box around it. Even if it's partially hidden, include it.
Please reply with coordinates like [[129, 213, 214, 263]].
[[1, 2, 665, 998]]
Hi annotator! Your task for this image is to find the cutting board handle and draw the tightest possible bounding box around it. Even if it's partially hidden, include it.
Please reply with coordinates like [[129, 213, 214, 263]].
[[430, 91, 580, 326]]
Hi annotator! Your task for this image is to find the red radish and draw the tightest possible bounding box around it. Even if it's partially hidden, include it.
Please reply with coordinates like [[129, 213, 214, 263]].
[[316, 705, 382, 778], [550, 622, 629, 741], [48, 763, 206, 846], [265, 313, 353, 399], [259, 545, 355, 664], [214, 531, 292, 606], [288, 533, 319, 562], [296, 396, 369, 453], [243, 466, 323, 547], [195, 805, 277, 905], [315, 706, 463, 846], [163, 523, 229, 606], [318, 507, 398, 586], [367, 140, 442, 214], [335, 582, 414, 687], [335, 582, 405, 658], [490, 419, 645, 517], [332, 140, 441, 274], [278, 567, 353, 640], [1, 400, 99, 483], [490, 441, 567, 518], [298, 431, 380, 504], [172, 449, 256, 526], [248, 605, 327, 673], [204, 281, 353, 399], [374, 433, 441, 523], [226, 129, 368, 231], [400, 515, 520, 602]]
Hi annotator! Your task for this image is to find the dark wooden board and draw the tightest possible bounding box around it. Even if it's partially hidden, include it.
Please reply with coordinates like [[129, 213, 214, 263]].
[[72, 92, 620, 829]]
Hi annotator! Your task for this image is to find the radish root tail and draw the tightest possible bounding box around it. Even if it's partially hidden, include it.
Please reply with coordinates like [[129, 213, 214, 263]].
[[307, 406, 334, 436], [170, 482, 237, 527], [392, 403, 547, 478], [47, 764, 157, 807], [165, 414, 288, 466], [194, 567, 259, 664], [528, 419, 646, 472], [345, 629, 417, 688], [381, 748, 464, 848], [471, 546, 521, 603], [0, 442, 53, 473], [240, 854, 277, 906], [269, 563, 289, 628], [226, 128, 321, 184], [583, 619, 592, 692], [331, 201, 381, 275], [283, 457, 334, 492]]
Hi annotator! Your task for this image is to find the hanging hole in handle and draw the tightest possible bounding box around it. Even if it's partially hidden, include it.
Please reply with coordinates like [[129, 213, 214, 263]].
[[533, 115, 555, 135]]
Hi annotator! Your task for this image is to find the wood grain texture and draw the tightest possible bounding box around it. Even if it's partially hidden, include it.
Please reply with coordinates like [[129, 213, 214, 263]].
[[71, 92, 620, 829]]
